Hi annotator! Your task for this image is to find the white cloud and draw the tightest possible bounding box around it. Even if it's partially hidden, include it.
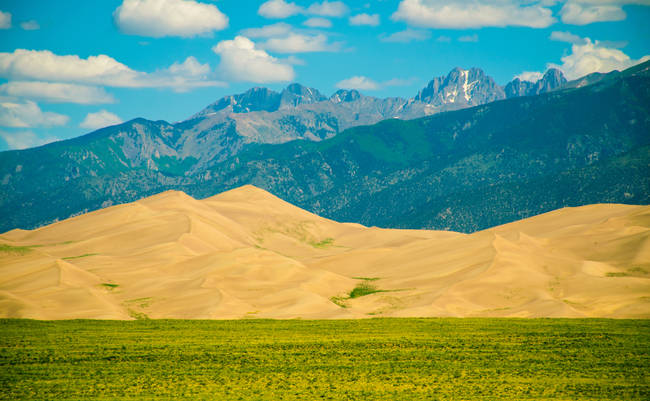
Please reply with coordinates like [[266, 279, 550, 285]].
[[213, 36, 295, 83], [114, 0, 228, 38], [0, 130, 57, 150], [549, 37, 650, 79], [559, 1, 650, 25], [0, 11, 11, 29], [336, 76, 415, 90], [0, 81, 115, 104], [336, 76, 379, 90], [241, 23, 293, 38], [0, 49, 140, 86], [0, 50, 222, 91], [0, 100, 69, 128], [258, 0, 349, 19], [515, 33, 650, 82], [381, 28, 430, 43], [349, 13, 380, 26], [262, 33, 340, 53], [258, 0, 303, 18], [515, 71, 544, 82], [458, 34, 479, 42], [392, 0, 555, 29], [20, 20, 39, 30], [303, 17, 332, 27], [383, 77, 417, 87], [307, 1, 349, 17], [560, 2, 624, 24], [550, 30, 588, 44], [80, 110, 123, 130]]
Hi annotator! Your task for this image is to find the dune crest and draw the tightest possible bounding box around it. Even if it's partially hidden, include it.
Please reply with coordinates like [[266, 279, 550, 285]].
[[1, 186, 648, 319]]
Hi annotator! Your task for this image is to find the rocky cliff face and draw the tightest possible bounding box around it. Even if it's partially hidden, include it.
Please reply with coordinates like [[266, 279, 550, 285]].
[[415, 67, 506, 107], [505, 68, 567, 98]]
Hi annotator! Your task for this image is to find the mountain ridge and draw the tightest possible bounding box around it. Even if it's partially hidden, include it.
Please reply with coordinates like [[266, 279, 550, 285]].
[[0, 61, 648, 233]]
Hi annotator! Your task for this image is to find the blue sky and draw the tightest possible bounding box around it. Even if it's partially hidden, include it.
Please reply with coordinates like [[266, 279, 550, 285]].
[[0, 0, 648, 150]]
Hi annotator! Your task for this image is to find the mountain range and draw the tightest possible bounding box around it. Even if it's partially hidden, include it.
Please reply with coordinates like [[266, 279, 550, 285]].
[[1, 185, 648, 319], [0, 62, 648, 233]]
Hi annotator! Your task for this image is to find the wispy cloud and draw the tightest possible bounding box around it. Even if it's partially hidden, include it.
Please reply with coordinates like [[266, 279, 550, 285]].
[[258, 0, 348, 19], [458, 34, 478, 42], [0, 10, 11, 29], [335, 76, 415, 91], [20, 20, 39, 30], [349, 13, 380, 26], [0, 129, 57, 150], [381, 28, 430, 43]]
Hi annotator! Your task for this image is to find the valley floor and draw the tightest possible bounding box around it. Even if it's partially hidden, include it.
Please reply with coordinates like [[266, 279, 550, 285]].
[[0, 318, 648, 400]]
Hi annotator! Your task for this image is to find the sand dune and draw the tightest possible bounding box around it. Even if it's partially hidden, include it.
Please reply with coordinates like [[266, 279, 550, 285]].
[[1, 185, 648, 319]]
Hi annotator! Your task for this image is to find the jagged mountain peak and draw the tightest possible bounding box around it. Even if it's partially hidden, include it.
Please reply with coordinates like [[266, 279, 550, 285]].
[[195, 86, 281, 116], [330, 89, 363, 103], [415, 66, 505, 107], [280, 83, 327, 108], [504, 68, 567, 98]]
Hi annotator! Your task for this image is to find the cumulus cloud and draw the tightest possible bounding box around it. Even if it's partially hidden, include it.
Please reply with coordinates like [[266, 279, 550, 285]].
[[20, 20, 39, 30], [114, 0, 228, 38], [336, 76, 379, 90], [303, 17, 332, 27], [258, 0, 303, 18], [549, 37, 650, 79], [0, 100, 69, 128], [0, 49, 140, 86], [0, 50, 223, 91], [241, 24, 341, 53], [241, 23, 293, 38], [0, 11, 10, 29], [349, 13, 380, 26], [392, 0, 555, 29], [0, 81, 115, 104], [515, 33, 650, 82], [213, 36, 295, 83], [307, 1, 349, 17], [80, 110, 123, 130], [262, 33, 340, 53], [381, 28, 430, 43], [0, 130, 57, 150]]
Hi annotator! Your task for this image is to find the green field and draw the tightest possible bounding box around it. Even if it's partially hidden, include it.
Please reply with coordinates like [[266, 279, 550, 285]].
[[1, 319, 648, 400]]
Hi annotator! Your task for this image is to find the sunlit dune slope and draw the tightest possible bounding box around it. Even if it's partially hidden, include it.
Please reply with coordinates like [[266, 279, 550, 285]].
[[1, 185, 648, 319]]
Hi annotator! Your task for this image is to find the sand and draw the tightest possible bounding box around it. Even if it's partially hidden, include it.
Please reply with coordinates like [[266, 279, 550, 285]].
[[1, 185, 648, 319]]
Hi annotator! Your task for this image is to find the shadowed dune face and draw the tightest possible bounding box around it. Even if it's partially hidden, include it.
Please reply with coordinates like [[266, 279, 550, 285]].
[[1, 185, 648, 320]]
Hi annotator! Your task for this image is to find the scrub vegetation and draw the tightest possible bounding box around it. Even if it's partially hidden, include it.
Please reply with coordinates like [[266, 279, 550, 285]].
[[0, 318, 648, 400]]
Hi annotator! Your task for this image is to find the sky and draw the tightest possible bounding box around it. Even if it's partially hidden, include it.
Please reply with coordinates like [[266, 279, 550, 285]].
[[0, 0, 648, 151]]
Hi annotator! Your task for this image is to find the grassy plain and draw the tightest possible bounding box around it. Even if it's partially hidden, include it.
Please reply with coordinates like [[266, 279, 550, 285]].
[[1, 318, 648, 400]]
